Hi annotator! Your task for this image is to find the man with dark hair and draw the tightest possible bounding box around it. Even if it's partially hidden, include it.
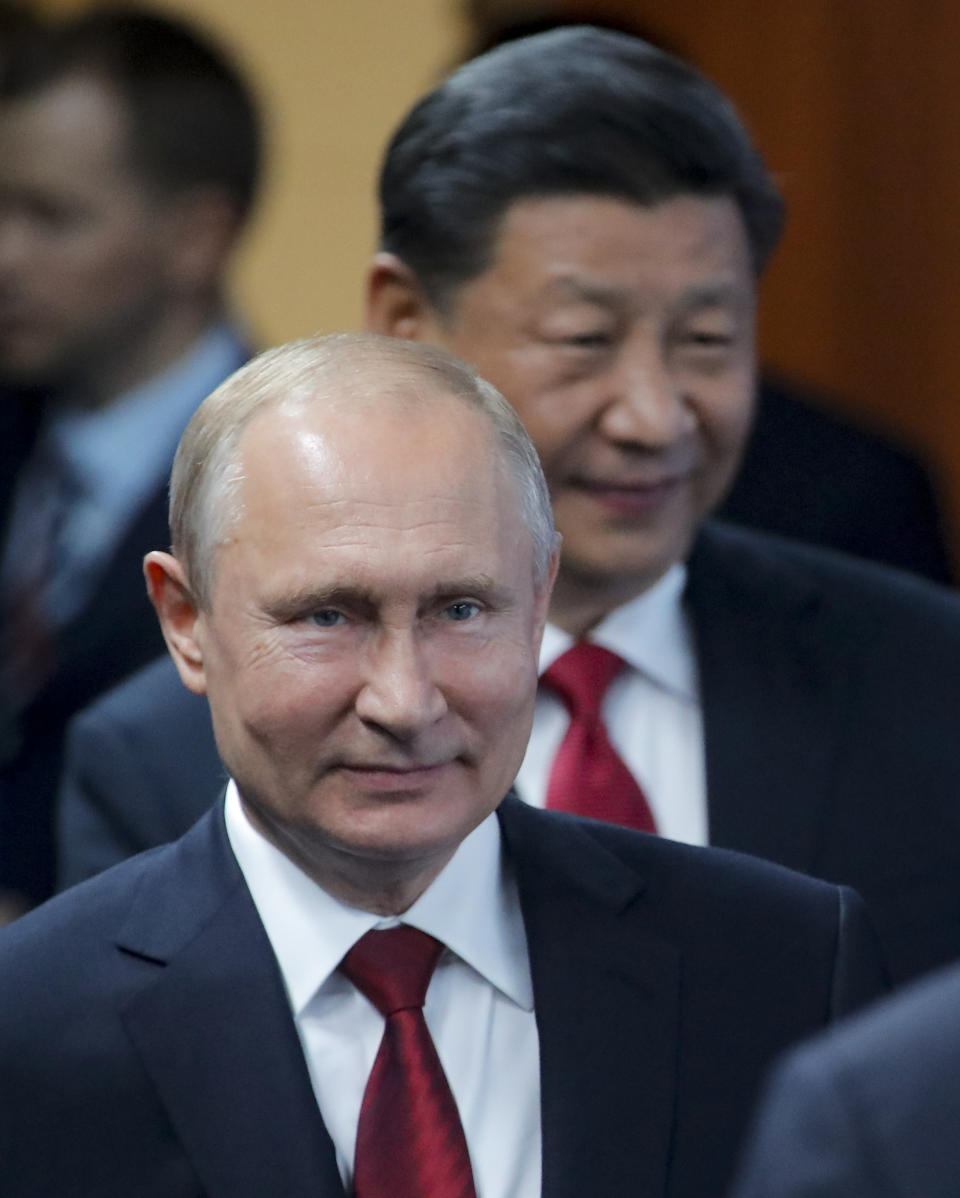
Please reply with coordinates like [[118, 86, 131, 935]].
[[58, 27, 960, 988], [465, 9, 955, 585], [0, 5, 261, 918], [0, 331, 884, 1198]]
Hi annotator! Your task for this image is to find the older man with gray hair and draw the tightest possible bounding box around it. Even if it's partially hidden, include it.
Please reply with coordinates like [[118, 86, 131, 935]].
[[1, 332, 882, 1197]]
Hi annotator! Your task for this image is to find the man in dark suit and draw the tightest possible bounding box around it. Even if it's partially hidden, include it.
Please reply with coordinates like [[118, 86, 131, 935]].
[[0, 331, 885, 1198], [0, 7, 260, 917], [57, 27, 960, 987], [731, 962, 960, 1197]]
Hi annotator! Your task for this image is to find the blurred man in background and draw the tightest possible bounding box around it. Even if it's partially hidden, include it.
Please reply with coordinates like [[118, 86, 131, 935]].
[[0, 5, 261, 918]]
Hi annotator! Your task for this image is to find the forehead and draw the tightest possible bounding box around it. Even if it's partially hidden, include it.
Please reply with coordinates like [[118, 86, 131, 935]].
[[232, 385, 515, 552], [464, 193, 755, 307], [0, 74, 133, 189]]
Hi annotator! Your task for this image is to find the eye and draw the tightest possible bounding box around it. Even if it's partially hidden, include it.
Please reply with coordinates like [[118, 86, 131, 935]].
[[443, 601, 481, 622], [309, 609, 346, 627], [678, 324, 737, 350], [561, 330, 613, 350], [687, 332, 733, 347]]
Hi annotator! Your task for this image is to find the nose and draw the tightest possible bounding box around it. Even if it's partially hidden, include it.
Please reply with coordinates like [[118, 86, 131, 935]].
[[597, 332, 694, 449], [354, 627, 447, 741]]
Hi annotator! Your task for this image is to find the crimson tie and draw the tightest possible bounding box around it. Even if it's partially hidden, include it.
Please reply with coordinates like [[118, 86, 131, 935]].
[[340, 926, 477, 1198], [541, 642, 658, 833]]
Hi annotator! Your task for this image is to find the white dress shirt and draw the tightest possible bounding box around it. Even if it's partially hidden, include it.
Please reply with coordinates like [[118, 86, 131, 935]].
[[224, 783, 541, 1198], [515, 564, 708, 846]]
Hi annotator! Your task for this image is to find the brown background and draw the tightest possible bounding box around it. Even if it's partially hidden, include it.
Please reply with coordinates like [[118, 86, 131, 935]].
[[35, 0, 960, 569]]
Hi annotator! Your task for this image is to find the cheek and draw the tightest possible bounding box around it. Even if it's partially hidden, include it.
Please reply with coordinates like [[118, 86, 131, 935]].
[[203, 631, 324, 741], [241, 661, 348, 744], [695, 368, 755, 453], [445, 639, 539, 731], [63, 218, 163, 296], [509, 384, 601, 481]]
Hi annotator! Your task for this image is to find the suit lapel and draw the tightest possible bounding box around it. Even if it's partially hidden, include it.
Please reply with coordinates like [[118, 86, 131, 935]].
[[115, 809, 345, 1198], [499, 797, 681, 1198], [687, 523, 848, 871]]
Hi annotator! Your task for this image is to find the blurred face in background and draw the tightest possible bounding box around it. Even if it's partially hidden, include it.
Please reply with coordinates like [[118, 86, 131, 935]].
[[371, 192, 757, 631], [0, 73, 182, 397]]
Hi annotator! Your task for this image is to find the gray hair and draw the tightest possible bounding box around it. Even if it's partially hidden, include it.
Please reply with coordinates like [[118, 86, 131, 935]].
[[169, 331, 557, 608]]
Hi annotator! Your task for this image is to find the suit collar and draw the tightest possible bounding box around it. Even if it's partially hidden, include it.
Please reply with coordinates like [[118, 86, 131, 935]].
[[115, 807, 345, 1197], [498, 797, 680, 1198], [686, 521, 847, 871], [540, 563, 696, 699], [115, 798, 685, 1198], [225, 782, 532, 1016]]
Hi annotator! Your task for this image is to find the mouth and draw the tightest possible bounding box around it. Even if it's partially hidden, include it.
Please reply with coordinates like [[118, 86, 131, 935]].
[[334, 762, 455, 793], [571, 474, 689, 516]]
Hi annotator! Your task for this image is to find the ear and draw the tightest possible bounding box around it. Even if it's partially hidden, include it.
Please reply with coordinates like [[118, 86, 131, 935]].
[[364, 251, 444, 341], [162, 186, 243, 294], [533, 540, 561, 650], [144, 551, 208, 695]]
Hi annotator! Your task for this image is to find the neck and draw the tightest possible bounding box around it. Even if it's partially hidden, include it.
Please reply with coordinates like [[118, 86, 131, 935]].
[[70, 297, 223, 409], [548, 567, 666, 638], [241, 798, 454, 916]]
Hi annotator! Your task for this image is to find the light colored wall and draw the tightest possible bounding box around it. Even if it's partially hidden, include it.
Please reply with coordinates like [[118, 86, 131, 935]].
[[41, 0, 466, 347]]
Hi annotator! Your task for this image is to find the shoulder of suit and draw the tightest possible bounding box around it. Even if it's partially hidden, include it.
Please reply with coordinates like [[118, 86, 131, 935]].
[[68, 653, 200, 735], [814, 961, 960, 1069], [692, 520, 960, 630], [773, 961, 960, 1127], [0, 805, 219, 973], [513, 799, 843, 919]]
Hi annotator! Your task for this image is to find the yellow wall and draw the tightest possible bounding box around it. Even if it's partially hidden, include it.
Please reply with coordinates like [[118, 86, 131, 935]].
[[39, 0, 466, 347]]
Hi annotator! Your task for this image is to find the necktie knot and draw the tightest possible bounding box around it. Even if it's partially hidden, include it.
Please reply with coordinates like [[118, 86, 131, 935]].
[[541, 642, 626, 721], [541, 641, 657, 833], [342, 925, 477, 1198], [340, 926, 444, 1017]]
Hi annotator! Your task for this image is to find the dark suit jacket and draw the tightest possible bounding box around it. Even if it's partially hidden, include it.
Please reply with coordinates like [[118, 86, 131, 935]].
[[3, 795, 883, 1198], [0, 335, 249, 905], [1, 480, 172, 902], [731, 961, 960, 1197], [57, 521, 960, 987], [717, 374, 954, 584]]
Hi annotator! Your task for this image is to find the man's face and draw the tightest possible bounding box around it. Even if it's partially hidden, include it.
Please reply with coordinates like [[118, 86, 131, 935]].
[[417, 194, 757, 615], [0, 74, 177, 392], [190, 388, 551, 895]]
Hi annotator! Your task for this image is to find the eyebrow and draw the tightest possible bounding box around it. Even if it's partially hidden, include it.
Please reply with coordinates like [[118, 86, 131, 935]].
[[541, 278, 629, 307], [676, 281, 752, 312]]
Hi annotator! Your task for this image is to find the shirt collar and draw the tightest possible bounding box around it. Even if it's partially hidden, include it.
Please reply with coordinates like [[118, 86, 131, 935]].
[[224, 782, 533, 1017], [539, 563, 697, 701], [46, 322, 248, 501]]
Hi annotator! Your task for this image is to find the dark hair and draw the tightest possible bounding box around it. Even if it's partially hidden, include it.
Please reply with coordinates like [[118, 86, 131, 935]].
[[379, 25, 783, 310], [1, 5, 261, 220]]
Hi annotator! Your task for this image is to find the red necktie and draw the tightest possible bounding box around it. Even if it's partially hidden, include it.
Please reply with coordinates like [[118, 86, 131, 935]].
[[340, 926, 477, 1198], [541, 642, 658, 833]]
